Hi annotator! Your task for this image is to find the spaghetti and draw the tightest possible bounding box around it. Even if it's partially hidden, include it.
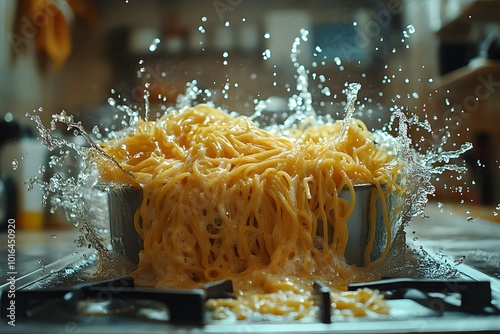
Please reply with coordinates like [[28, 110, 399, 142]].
[[207, 285, 390, 321], [99, 104, 402, 293]]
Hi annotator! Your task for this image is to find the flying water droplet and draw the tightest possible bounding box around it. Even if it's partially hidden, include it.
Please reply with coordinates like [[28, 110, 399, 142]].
[[262, 49, 272, 60], [149, 38, 160, 52]]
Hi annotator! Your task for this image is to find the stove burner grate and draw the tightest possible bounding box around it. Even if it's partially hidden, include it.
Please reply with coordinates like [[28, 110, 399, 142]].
[[1, 276, 497, 326]]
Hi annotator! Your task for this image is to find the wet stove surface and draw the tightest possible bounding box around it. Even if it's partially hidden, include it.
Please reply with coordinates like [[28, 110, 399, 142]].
[[1, 202, 500, 333]]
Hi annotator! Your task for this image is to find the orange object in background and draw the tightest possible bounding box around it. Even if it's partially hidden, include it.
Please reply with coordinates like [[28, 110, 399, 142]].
[[33, 0, 71, 69], [17, 211, 45, 230], [12, 0, 97, 69]]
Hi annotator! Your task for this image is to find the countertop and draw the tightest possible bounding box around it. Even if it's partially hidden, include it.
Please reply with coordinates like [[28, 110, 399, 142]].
[[0, 228, 80, 289], [406, 202, 500, 280]]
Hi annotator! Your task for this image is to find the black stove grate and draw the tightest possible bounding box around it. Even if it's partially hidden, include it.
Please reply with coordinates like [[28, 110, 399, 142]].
[[1, 277, 234, 326], [1, 276, 498, 326], [349, 278, 498, 315]]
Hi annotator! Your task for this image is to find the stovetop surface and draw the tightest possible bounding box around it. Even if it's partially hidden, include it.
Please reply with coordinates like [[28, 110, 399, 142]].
[[1, 203, 500, 333], [1, 270, 499, 334]]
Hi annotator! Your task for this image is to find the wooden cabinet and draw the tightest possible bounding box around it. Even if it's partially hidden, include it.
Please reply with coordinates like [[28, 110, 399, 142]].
[[431, 1, 500, 205], [437, 0, 500, 41]]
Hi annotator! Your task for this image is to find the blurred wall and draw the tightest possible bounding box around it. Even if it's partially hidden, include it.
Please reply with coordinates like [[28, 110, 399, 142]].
[[1, 0, 47, 127], [1, 0, 499, 206]]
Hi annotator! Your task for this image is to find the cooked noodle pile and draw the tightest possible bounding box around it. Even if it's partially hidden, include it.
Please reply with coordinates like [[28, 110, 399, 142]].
[[99, 104, 402, 291], [208, 285, 390, 321]]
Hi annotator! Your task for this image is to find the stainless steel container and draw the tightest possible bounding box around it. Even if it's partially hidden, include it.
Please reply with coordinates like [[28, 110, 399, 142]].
[[340, 184, 401, 266], [107, 185, 143, 264], [106, 183, 401, 267]]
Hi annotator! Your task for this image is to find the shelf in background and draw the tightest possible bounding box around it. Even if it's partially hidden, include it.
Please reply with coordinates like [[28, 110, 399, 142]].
[[437, 0, 500, 40], [433, 58, 500, 90]]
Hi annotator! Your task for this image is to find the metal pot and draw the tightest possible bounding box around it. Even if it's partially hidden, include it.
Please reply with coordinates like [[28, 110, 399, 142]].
[[104, 183, 401, 267]]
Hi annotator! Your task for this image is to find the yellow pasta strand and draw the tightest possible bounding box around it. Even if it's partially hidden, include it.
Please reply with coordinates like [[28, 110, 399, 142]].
[[99, 104, 402, 292]]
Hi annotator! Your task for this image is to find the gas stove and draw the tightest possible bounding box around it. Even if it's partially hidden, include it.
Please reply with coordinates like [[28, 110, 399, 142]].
[[1, 244, 499, 334], [2, 203, 500, 333]]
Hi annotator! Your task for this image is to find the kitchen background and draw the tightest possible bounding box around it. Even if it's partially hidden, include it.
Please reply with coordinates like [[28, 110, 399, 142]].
[[1, 0, 500, 230]]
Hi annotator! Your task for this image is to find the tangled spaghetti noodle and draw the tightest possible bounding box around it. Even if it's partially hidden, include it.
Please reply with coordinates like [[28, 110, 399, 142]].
[[99, 104, 402, 293]]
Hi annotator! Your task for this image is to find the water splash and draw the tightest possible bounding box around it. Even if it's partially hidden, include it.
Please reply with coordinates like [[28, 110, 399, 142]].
[[337, 83, 362, 143], [283, 29, 317, 130], [24, 108, 132, 229], [25, 27, 473, 280], [387, 110, 435, 220]]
